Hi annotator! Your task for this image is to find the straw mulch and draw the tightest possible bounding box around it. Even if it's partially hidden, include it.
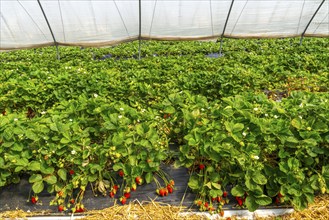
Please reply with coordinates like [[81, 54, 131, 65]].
[[1, 194, 328, 220], [80, 200, 202, 220], [256, 194, 329, 220]]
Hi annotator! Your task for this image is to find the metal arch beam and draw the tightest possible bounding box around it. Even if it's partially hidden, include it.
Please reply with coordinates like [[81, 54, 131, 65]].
[[219, 0, 235, 56], [37, 0, 60, 60], [300, 0, 326, 45], [138, 0, 142, 60]]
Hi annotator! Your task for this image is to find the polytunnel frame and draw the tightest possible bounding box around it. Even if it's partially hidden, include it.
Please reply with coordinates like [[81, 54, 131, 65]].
[[37, 0, 60, 60], [299, 0, 326, 45], [218, 0, 234, 57], [6, 0, 328, 59]]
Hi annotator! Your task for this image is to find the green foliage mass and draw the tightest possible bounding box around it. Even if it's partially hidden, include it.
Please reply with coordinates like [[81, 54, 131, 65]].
[[0, 38, 328, 212]]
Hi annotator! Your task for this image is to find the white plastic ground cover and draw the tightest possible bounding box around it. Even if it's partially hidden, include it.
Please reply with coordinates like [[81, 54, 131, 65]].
[[5, 208, 295, 220], [0, 0, 328, 50], [180, 208, 295, 219]]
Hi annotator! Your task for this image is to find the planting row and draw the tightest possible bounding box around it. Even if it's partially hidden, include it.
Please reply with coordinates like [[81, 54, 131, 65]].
[[0, 91, 328, 213]]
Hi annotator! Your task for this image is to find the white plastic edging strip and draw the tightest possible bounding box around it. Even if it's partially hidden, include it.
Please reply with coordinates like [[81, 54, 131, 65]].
[[179, 208, 295, 220]]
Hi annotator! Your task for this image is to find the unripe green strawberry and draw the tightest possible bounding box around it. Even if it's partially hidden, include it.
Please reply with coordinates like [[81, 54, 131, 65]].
[[131, 183, 137, 191]]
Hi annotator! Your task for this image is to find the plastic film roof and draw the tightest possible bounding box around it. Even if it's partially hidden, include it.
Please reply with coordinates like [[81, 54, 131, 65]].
[[0, 0, 328, 50]]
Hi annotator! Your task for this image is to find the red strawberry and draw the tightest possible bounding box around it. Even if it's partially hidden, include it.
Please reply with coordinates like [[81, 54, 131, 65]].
[[76, 208, 85, 213], [58, 205, 64, 212], [57, 191, 63, 197], [135, 176, 143, 185], [167, 185, 173, 193], [199, 164, 205, 170], [204, 202, 209, 208], [220, 210, 224, 217], [236, 197, 243, 206], [278, 192, 283, 198], [163, 113, 171, 119], [194, 199, 202, 206], [158, 188, 166, 197], [120, 196, 127, 205], [113, 185, 119, 191], [2, 110, 6, 116], [217, 196, 222, 202], [109, 191, 115, 198], [164, 188, 169, 196], [69, 170, 75, 175], [31, 196, 38, 204], [118, 170, 124, 177], [223, 191, 228, 197], [211, 197, 216, 202], [70, 199, 75, 204], [169, 180, 175, 186], [124, 192, 131, 199], [275, 197, 280, 205]]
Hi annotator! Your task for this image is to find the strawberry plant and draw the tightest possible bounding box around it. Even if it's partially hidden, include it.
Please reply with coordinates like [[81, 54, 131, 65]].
[[0, 38, 328, 213]]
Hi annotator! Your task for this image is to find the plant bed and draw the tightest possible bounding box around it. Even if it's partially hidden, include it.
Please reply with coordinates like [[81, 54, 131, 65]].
[[0, 38, 328, 215], [0, 162, 295, 215]]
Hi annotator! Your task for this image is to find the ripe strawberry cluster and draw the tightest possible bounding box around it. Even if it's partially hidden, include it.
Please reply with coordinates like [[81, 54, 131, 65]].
[[116, 172, 144, 205], [274, 192, 285, 205], [194, 191, 229, 214], [156, 179, 175, 197], [31, 192, 85, 213]]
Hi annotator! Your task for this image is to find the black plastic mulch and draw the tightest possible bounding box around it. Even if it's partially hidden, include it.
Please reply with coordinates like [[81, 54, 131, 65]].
[[0, 165, 289, 214], [0, 165, 196, 214]]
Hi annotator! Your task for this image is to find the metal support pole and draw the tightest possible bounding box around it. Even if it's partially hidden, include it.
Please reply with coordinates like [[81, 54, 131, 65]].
[[37, 0, 60, 60], [138, 0, 142, 60], [300, 0, 325, 45], [219, 0, 235, 56]]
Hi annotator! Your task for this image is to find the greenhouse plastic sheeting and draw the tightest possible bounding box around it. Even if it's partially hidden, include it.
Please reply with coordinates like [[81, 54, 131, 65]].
[[0, 0, 328, 50]]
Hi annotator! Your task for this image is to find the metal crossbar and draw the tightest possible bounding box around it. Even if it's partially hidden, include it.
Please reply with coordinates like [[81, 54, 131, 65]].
[[300, 0, 326, 45], [219, 0, 235, 56], [37, 0, 60, 60], [138, 0, 142, 60]]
